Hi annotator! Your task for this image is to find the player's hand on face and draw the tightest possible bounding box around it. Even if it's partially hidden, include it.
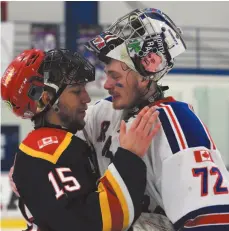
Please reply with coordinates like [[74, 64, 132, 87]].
[[119, 106, 161, 157]]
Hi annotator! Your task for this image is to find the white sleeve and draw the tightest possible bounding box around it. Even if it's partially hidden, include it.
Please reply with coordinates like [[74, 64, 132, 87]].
[[147, 103, 229, 230], [161, 148, 229, 225]]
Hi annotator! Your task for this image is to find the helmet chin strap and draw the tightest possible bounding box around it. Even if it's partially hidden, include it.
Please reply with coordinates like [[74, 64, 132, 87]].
[[123, 84, 169, 121]]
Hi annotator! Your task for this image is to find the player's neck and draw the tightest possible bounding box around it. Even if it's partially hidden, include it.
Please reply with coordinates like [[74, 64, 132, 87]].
[[45, 110, 63, 128]]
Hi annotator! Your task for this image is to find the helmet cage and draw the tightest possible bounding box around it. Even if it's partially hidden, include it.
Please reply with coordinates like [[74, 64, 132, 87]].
[[107, 8, 186, 81], [85, 8, 186, 82], [107, 8, 185, 45], [42, 49, 95, 89], [38, 49, 95, 114]]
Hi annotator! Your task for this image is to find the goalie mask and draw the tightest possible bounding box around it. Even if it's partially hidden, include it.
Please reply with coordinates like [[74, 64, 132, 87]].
[[1, 49, 95, 119], [85, 8, 186, 81]]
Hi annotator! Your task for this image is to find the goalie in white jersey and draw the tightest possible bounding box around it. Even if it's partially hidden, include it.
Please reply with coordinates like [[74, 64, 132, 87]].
[[81, 8, 229, 231]]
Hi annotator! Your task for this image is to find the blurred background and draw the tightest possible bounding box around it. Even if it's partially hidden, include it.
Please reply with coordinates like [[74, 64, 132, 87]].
[[1, 1, 229, 230]]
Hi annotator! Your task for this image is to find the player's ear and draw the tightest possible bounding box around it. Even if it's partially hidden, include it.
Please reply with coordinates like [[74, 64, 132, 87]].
[[40, 91, 51, 106], [36, 90, 55, 113]]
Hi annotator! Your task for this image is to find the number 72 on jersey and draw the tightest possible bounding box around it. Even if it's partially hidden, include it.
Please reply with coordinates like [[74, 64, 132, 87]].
[[192, 166, 229, 196]]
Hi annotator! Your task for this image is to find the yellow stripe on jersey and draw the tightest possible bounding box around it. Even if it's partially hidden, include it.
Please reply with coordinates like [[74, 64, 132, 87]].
[[19, 132, 73, 164], [105, 169, 129, 229], [98, 181, 112, 231]]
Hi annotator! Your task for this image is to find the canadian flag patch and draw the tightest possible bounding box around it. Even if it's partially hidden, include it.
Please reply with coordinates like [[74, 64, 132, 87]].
[[37, 136, 58, 149], [194, 150, 213, 163]]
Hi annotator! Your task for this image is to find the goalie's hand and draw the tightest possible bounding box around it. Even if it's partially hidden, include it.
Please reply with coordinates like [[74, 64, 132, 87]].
[[119, 106, 161, 158]]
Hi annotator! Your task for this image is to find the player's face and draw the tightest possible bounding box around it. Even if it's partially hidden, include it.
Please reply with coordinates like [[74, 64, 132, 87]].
[[57, 83, 91, 131], [104, 59, 148, 109]]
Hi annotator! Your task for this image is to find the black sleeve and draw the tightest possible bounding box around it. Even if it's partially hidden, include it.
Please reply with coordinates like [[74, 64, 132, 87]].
[[14, 147, 146, 231]]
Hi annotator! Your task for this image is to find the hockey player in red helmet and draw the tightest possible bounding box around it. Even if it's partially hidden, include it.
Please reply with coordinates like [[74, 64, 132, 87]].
[[2, 48, 161, 231], [1, 49, 45, 119]]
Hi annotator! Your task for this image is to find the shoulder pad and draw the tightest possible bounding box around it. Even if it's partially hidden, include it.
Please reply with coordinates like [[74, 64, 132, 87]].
[[157, 100, 216, 154], [19, 128, 73, 164]]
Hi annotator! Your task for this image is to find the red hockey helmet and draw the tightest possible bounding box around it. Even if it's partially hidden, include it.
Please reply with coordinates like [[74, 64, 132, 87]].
[[1, 49, 45, 119]]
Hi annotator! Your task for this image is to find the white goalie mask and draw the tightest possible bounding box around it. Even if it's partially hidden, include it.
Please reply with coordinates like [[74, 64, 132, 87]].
[[85, 8, 187, 82]]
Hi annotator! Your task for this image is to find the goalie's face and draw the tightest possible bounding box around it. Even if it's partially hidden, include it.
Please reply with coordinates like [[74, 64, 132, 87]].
[[57, 83, 91, 131], [104, 59, 149, 110]]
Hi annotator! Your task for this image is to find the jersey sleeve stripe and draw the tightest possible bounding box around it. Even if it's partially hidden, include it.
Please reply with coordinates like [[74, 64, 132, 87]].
[[98, 181, 112, 231], [98, 162, 135, 231], [159, 103, 188, 150], [100, 177, 124, 231], [182, 225, 229, 231], [19, 132, 73, 164], [174, 205, 229, 230], [105, 170, 130, 230], [158, 102, 217, 151], [107, 163, 135, 230], [158, 107, 180, 153], [184, 213, 229, 228]]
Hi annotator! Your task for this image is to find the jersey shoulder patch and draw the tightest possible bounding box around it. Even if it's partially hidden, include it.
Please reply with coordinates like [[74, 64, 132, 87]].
[[157, 100, 216, 154], [19, 128, 73, 164]]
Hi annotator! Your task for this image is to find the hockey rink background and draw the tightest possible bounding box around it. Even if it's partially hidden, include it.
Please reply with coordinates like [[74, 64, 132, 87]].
[[1, 1, 229, 230]]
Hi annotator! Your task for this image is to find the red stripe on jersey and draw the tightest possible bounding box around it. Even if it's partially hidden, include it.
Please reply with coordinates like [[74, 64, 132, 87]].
[[101, 176, 124, 231], [159, 104, 187, 149], [203, 123, 216, 150], [184, 213, 229, 227]]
